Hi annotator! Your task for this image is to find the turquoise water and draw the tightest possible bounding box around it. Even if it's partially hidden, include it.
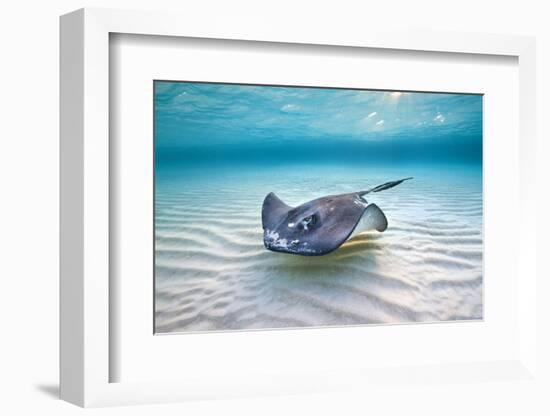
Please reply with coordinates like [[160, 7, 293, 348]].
[[154, 82, 483, 333]]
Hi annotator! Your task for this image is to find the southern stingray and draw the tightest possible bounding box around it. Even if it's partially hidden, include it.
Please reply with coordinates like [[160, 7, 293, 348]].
[[261, 177, 412, 256]]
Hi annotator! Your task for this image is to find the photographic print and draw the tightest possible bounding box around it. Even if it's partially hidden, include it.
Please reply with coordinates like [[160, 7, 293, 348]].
[[154, 81, 483, 333]]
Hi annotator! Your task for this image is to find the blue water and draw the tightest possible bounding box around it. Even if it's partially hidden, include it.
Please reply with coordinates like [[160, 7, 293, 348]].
[[154, 82, 483, 333]]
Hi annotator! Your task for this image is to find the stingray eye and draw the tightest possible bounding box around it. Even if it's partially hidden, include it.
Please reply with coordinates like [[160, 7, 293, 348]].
[[299, 214, 317, 231]]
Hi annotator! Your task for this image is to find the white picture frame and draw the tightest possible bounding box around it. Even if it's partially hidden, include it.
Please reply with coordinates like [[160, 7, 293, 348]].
[[60, 7, 538, 407]]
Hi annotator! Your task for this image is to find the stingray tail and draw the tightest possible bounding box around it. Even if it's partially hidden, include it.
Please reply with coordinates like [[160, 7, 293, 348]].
[[358, 177, 413, 196]]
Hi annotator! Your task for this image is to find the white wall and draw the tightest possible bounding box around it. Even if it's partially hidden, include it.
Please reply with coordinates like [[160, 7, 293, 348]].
[[0, 1, 548, 414]]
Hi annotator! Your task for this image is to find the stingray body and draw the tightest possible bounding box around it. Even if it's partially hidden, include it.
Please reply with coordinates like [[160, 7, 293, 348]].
[[261, 177, 412, 256]]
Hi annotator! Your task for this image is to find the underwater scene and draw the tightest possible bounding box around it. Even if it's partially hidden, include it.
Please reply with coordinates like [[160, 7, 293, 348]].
[[154, 81, 483, 333]]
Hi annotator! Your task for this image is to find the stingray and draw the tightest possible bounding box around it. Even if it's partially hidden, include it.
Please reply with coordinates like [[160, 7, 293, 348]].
[[261, 177, 412, 256]]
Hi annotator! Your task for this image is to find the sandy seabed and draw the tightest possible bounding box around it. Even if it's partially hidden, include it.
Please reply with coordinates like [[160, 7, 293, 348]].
[[154, 164, 483, 333]]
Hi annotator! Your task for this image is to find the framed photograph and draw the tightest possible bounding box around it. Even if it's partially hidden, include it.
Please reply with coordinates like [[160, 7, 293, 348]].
[[60, 8, 538, 407]]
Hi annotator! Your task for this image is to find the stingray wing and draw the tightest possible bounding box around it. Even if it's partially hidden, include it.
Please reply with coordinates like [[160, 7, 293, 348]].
[[262, 192, 292, 230], [347, 203, 388, 240]]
